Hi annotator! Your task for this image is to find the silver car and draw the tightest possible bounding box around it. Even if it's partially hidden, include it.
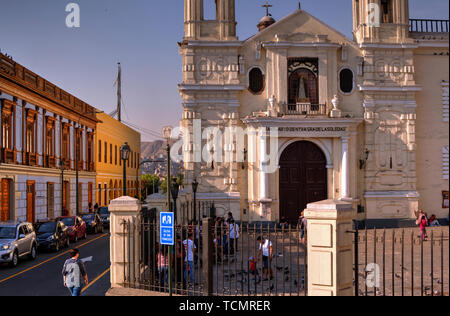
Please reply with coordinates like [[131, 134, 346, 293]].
[[0, 222, 37, 267]]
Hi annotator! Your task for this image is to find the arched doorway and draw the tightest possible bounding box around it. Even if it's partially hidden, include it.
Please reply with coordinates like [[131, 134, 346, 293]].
[[279, 141, 328, 223]]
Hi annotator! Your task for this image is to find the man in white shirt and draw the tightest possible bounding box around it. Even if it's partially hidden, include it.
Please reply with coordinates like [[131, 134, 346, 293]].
[[182, 233, 196, 284], [257, 236, 273, 281], [228, 219, 239, 255]]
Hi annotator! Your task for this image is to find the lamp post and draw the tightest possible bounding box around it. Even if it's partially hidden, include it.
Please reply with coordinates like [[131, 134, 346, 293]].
[[162, 126, 173, 297], [192, 178, 198, 222], [171, 177, 180, 222], [120, 142, 131, 196], [60, 159, 66, 216]]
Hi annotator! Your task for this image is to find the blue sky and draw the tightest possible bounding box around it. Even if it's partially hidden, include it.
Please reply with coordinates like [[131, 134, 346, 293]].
[[0, 0, 448, 141]]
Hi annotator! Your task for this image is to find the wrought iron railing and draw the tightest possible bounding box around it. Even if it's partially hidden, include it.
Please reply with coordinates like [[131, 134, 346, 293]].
[[410, 19, 449, 33], [284, 103, 327, 116]]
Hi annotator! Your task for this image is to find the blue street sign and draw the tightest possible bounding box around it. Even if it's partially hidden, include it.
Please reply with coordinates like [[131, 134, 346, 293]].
[[160, 212, 174, 245]]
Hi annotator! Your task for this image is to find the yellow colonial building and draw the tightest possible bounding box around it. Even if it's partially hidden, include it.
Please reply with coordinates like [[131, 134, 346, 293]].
[[174, 0, 449, 225], [95, 113, 141, 207]]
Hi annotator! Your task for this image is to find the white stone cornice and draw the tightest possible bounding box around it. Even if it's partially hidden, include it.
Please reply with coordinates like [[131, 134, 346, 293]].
[[414, 41, 449, 48], [359, 43, 419, 49], [364, 191, 420, 198], [358, 85, 422, 92], [363, 99, 417, 108], [178, 84, 245, 92], [183, 99, 240, 108], [185, 41, 244, 48], [262, 42, 341, 49]]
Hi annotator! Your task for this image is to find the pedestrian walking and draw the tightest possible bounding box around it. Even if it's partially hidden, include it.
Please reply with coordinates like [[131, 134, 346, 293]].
[[257, 236, 273, 281], [183, 233, 197, 285], [62, 249, 88, 296], [299, 212, 307, 244], [416, 210, 428, 241], [157, 245, 170, 290]]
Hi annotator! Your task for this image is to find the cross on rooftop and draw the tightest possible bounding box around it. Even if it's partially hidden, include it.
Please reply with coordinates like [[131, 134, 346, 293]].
[[262, 1, 273, 16]]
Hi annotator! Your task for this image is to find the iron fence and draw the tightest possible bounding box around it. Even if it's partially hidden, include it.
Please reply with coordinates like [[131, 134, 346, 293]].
[[350, 226, 449, 297], [122, 216, 308, 296]]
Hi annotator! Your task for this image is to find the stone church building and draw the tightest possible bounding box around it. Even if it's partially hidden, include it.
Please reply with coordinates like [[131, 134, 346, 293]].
[[175, 0, 449, 224]]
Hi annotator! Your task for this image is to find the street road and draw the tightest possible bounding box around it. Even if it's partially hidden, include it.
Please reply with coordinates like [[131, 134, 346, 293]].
[[0, 232, 110, 296]]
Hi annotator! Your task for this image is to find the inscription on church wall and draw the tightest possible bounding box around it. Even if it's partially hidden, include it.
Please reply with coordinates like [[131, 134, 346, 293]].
[[277, 127, 347, 132]]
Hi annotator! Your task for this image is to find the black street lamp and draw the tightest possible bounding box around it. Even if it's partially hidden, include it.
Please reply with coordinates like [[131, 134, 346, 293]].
[[60, 159, 66, 216], [192, 178, 198, 222], [171, 177, 180, 222], [120, 142, 131, 196]]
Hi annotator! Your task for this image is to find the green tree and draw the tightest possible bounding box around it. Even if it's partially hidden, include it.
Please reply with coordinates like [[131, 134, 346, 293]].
[[140, 174, 160, 199], [160, 173, 184, 194]]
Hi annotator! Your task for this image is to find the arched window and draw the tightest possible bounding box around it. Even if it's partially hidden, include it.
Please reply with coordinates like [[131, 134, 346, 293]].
[[339, 68, 354, 94], [248, 67, 264, 94]]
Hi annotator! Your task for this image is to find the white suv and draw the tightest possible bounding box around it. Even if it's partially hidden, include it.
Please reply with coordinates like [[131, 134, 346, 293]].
[[0, 222, 37, 267]]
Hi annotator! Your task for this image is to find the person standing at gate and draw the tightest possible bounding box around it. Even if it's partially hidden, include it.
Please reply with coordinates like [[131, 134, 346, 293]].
[[62, 249, 88, 296], [257, 236, 273, 281], [228, 219, 239, 256], [183, 233, 196, 285]]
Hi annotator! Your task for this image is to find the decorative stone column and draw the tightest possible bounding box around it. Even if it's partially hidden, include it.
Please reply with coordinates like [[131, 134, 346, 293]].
[[340, 136, 350, 199], [109, 196, 141, 288], [305, 200, 356, 296]]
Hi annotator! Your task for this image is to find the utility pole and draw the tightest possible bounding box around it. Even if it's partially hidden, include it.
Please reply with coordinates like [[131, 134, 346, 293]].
[[117, 62, 122, 122]]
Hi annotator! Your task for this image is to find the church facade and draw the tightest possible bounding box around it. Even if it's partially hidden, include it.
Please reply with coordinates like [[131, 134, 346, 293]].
[[177, 0, 449, 224]]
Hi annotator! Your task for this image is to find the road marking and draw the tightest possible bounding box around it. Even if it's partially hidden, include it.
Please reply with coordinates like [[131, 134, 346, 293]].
[[81, 267, 110, 294], [0, 233, 109, 284]]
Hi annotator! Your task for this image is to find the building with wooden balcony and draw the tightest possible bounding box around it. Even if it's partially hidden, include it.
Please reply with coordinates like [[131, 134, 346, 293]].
[[95, 112, 141, 207], [0, 53, 98, 223], [174, 0, 449, 225]]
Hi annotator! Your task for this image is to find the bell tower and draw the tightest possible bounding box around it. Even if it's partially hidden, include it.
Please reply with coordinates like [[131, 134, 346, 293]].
[[183, 0, 237, 40], [353, 0, 411, 44], [354, 0, 421, 220]]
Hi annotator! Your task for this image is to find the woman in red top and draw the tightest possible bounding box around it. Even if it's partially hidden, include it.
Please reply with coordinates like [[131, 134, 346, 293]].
[[417, 210, 428, 241]]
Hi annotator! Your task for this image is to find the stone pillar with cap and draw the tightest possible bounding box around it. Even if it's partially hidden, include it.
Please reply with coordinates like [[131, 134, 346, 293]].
[[304, 199, 356, 296], [109, 196, 141, 288]]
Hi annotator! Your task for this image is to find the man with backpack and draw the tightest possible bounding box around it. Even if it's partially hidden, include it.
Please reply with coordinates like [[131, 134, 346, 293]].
[[62, 249, 88, 296]]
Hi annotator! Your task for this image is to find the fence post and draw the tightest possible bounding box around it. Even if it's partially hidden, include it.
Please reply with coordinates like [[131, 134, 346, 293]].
[[109, 196, 142, 289], [202, 217, 214, 296], [304, 199, 356, 296]]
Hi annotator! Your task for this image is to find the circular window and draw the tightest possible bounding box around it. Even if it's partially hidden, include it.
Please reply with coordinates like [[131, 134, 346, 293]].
[[339, 68, 354, 94], [248, 68, 264, 94]]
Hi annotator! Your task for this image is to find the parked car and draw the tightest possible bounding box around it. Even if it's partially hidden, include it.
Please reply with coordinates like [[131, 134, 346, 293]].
[[81, 213, 104, 234], [97, 207, 110, 228], [56, 216, 87, 242], [35, 220, 70, 252], [0, 222, 37, 267]]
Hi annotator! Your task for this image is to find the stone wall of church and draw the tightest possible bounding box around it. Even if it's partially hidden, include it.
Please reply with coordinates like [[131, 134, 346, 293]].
[[415, 47, 449, 218]]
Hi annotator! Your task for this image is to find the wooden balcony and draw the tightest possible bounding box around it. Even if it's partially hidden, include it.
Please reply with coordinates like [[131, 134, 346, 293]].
[[45, 155, 56, 168], [1, 148, 15, 164], [25, 152, 37, 166], [283, 103, 327, 117]]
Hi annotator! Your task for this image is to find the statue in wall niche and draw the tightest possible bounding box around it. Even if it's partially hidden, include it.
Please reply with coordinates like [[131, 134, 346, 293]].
[[297, 77, 308, 102]]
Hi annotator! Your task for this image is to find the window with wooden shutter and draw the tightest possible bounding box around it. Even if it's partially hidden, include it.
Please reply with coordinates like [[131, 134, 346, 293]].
[[1, 179, 11, 222], [1, 100, 14, 164]]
